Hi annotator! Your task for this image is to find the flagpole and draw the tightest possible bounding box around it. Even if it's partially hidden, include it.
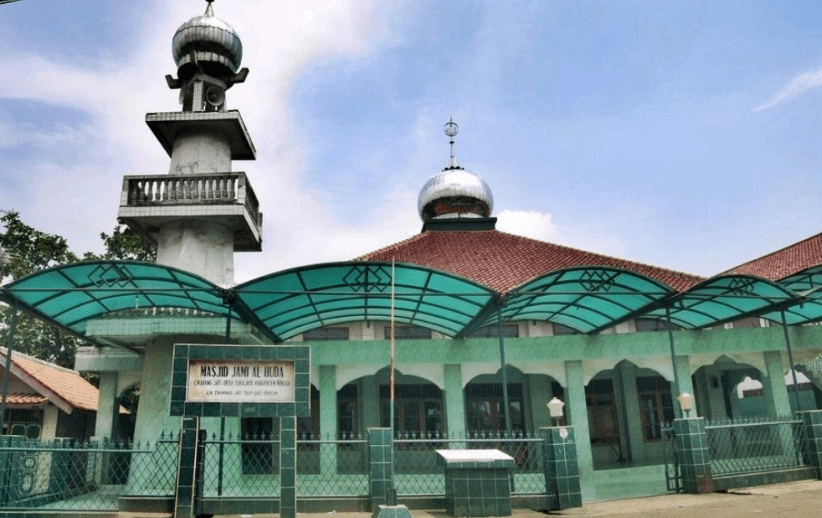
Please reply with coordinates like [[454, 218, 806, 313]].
[[390, 260, 396, 438]]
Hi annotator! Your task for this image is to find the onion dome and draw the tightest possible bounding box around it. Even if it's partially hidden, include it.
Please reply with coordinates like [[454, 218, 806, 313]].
[[417, 120, 494, 221], [172, 1, 243, 80]]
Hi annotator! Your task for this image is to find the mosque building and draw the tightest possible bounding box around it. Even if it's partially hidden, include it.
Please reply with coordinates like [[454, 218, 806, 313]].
[[4, 1, 822, 513]]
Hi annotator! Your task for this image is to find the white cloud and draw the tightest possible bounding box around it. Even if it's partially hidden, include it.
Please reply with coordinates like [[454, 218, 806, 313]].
[[0, 0, 412, 280], [754, 67, 822, 112], [496, 209, 556, 241]]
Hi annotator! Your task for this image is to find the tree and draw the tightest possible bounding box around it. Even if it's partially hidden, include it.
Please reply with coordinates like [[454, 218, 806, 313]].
[[0, 211, 155, 368], [84, 225, 155, 262]]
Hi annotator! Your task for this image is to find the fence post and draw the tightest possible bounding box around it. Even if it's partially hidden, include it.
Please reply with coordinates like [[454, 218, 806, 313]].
[[672, 417, 712, 494], [173, 416, 200, 518], [0, 436, 21, 506], [798, 410, 822, 479], [540, 426, 582, 510], [367, 428, 396, 509]]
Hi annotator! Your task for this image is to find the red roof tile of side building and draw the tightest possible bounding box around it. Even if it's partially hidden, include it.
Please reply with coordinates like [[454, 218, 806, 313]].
[[6, 394, 48, 406], [354, 229, 704, 293], [725, 231, 822, 281], [0, 347, 99, 412]]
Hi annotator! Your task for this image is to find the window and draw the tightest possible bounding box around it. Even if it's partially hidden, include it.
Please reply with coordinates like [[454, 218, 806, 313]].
[[731, 317, 761, 329], [380, 384, 443, 435], [4, 409, 42, 439], [241, 418, 276, 475], [303, 326, 349, 341], [552, 323, 579, 335], [586, 379, 619, 445], [636, 376, 674, 441], [635, 318, 681, 332], [338, 384, 359, 436], [384, 325, 432, 340], [465, 383, 525, 434], [468, 324, 519, 338]]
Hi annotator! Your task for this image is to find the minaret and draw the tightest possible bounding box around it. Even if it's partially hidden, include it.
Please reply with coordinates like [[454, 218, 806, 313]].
[[118, 0, 262, 286]]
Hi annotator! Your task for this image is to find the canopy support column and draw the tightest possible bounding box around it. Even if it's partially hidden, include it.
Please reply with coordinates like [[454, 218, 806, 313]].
[[665, 307, 683, 417], [497, 309, 512, 435], [781, 311, 802, 412], [0, 301, 18, 433]]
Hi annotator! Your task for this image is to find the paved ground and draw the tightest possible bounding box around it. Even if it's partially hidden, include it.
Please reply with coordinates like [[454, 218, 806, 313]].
[[122, 480, 822, 517]]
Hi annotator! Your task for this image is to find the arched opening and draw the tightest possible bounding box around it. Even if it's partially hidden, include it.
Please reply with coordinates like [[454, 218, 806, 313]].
[[337, 368, 444, 437], [693, 358, 760, 419], [464, 367, 563, 435], [587, 361, 674, 469]]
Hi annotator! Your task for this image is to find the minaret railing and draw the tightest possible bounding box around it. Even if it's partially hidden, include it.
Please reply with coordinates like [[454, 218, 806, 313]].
[[122, 172, 261, 227]]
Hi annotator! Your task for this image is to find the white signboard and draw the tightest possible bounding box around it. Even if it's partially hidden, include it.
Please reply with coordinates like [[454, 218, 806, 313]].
[[187, 360, 295, 403]]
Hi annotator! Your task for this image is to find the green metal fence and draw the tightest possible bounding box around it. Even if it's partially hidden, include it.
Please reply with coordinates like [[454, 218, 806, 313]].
[[296, 434, 368, 496], [0, 430, 547, 512], [705, 417, 808, 476], [393, 432, 544, 496], [0, 433, 179, 512], [199, 433, 369, 498]]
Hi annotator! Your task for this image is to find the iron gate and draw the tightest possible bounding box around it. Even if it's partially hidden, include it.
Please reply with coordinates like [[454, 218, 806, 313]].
[[661, 426, 681, 492]]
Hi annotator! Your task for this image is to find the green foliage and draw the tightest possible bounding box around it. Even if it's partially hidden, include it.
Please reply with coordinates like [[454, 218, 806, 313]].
[[0, 211, 155, 368], [0, 211, 78, 279], [83, 225, 156, 262]]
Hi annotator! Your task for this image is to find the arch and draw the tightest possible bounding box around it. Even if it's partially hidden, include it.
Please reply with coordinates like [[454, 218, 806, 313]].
[[233, 262, 496, 340], [491, 266, 676, 335], [644, 274, 796, 329]]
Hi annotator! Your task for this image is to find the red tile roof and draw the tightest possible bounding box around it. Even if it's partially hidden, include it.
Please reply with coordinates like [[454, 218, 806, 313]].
[[355, 230, 703, 292], [5, 394, 48, 406], [726, 231, 822, 281], [0, 348, 99, 412]]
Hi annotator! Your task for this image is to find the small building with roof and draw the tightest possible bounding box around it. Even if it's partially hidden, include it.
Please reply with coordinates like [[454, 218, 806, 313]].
[[0, 347, 102, 441]]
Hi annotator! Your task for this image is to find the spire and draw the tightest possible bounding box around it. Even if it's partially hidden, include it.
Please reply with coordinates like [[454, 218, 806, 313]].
[[445, 118, 459, 169], [205, 0, 215, 17]]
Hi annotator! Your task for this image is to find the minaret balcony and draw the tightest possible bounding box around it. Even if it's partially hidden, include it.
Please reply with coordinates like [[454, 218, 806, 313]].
[[117, 171, 263, 252]]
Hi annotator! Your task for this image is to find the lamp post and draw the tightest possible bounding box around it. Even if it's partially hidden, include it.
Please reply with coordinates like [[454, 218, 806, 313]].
[[547, 397, 565, 427], [677, 392, 694, 418]]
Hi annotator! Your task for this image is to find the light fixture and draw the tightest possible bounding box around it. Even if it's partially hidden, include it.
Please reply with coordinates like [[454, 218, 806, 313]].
[[677, 392, 694, 418], [547, 397, 565, 426]]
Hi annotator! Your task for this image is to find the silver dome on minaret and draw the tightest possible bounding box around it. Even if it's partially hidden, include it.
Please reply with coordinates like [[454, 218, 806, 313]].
[[418, 120, 494, 221], [172, 0, 243, 80]]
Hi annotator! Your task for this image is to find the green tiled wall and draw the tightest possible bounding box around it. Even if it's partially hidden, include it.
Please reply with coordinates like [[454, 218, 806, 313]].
[[443, 465, 512, 517], [673, 417, 713, 494], [368, 428, 396, 508], [541, 426, 582, 509], [798, 410, 822, 479], [173, 416, 199, 518]]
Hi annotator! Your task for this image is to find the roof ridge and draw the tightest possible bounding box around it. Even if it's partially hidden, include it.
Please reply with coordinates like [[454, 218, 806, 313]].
[[722, 229, 822, 278]]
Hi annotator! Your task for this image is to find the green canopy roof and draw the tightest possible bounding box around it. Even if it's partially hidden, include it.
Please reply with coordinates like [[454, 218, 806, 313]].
[[644, 275, 796, 329], [233, 262, 495, 341], [0, 261, 231, 338], [482, 267, 675, 335], [5, 260, 822, 346], [761, 265, 822, 325]]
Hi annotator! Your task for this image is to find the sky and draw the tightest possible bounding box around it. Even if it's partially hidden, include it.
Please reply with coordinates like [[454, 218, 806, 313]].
[[3, 0, 822, 283]]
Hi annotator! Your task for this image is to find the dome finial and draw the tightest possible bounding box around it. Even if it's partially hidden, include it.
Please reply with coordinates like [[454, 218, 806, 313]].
[[444, 119, 459, 169], [205, 0, 215, 16]]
